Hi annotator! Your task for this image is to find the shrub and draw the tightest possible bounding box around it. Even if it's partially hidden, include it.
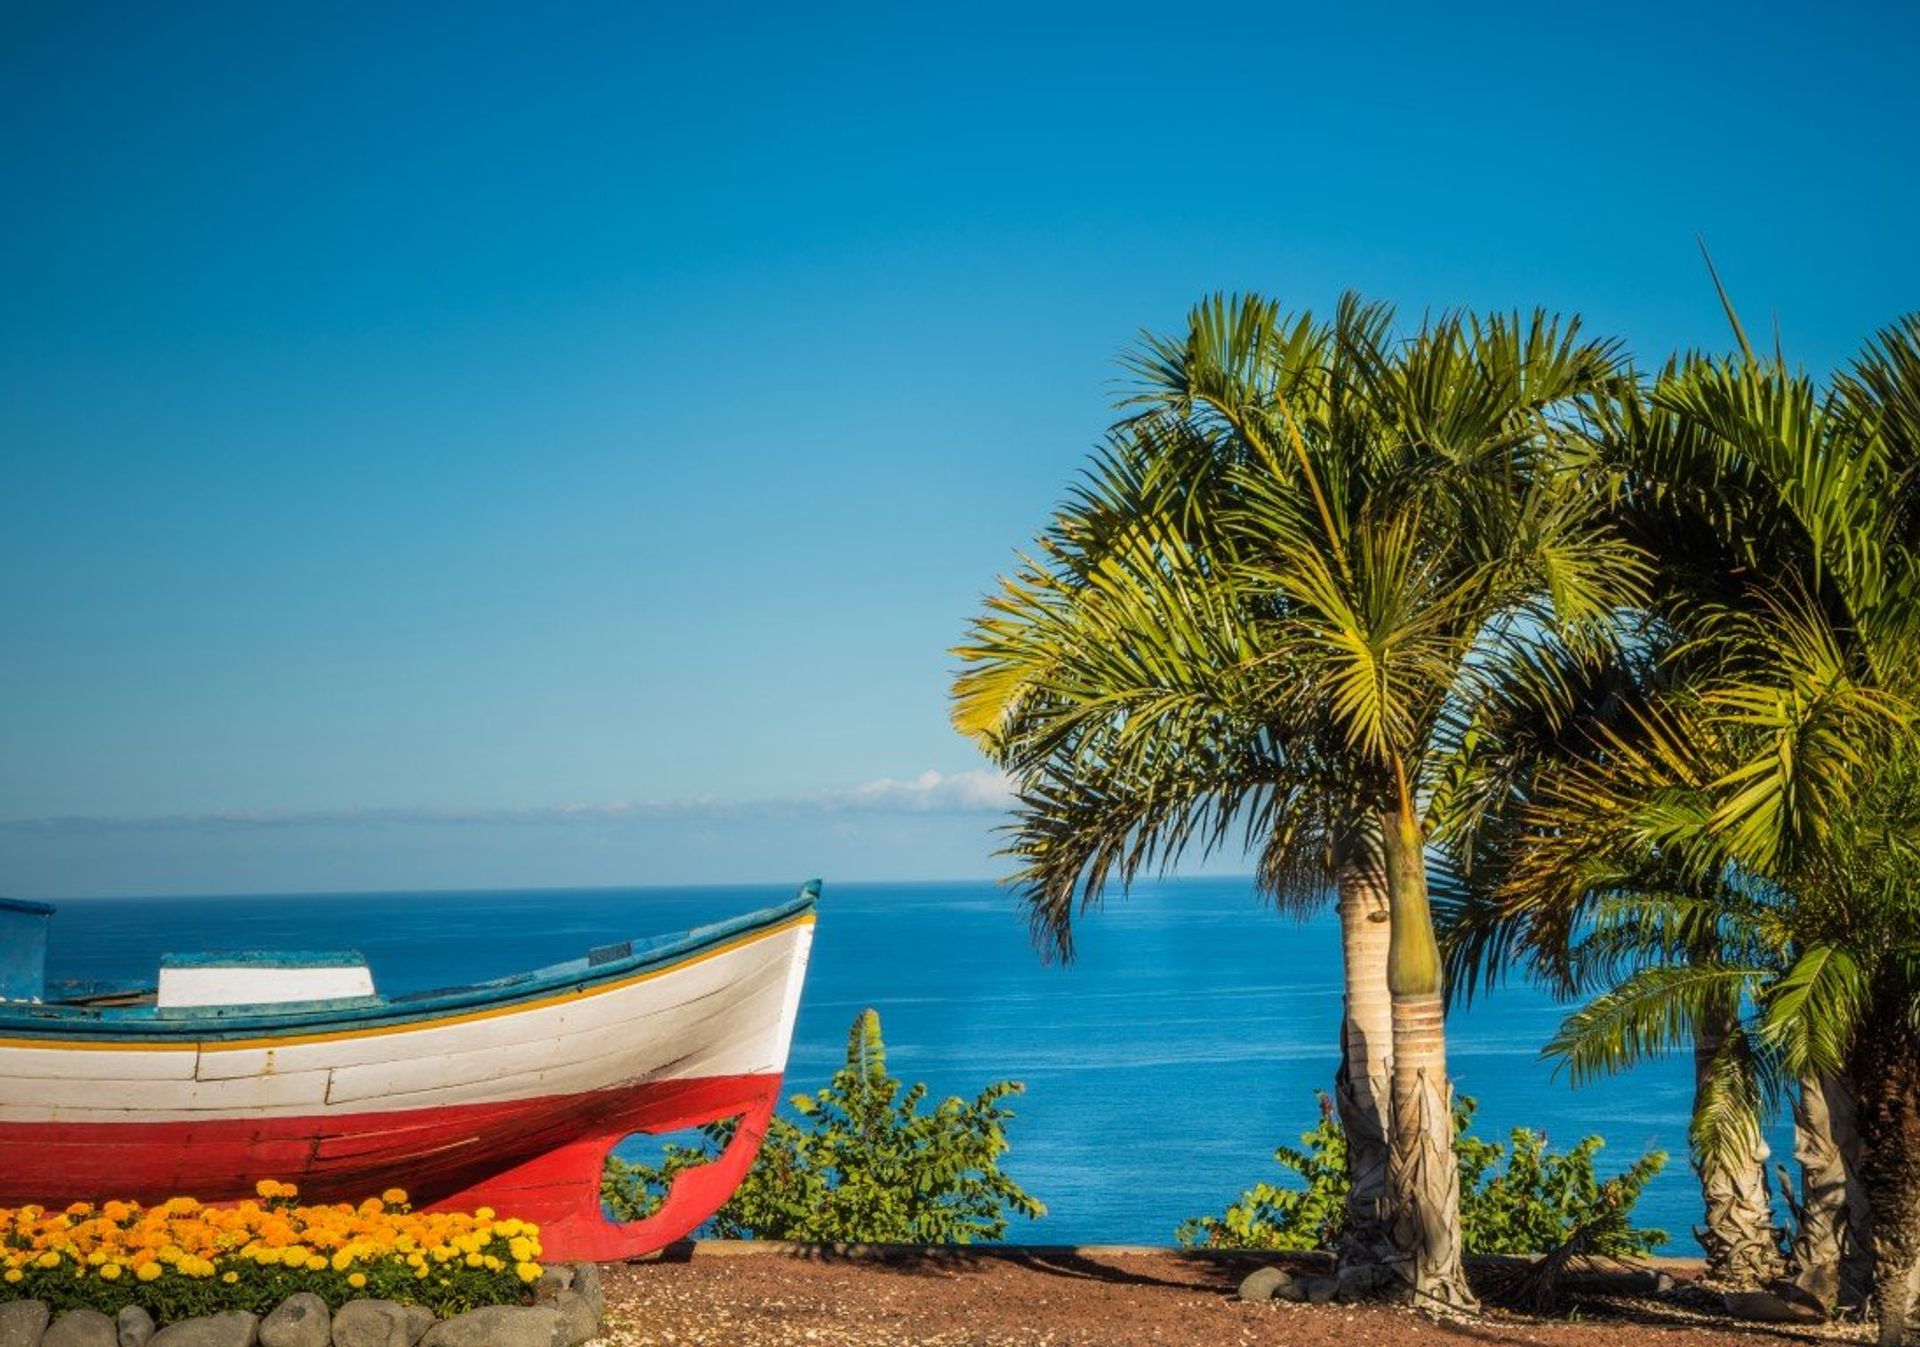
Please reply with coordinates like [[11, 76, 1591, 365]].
[[604, 1008, 1045, 1242], [1177, 1093, 1668, 1257], [0, 1183, 541, 1318]]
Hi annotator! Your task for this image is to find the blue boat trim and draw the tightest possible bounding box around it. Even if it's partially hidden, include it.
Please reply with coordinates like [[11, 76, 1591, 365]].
[[0, 885, 819, 1043], [156, 995, 385, 1019], [160, 951, 370, 969]]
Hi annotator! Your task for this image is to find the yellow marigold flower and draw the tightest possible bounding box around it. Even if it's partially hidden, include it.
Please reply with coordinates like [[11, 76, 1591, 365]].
[[36, 1252, 61, 1269], [305, 1256, 327, 1272], [137, 1264, 163, 1283], [331, 1250, 355, 1272], [413, 1266, 429, 1280], [100, 1264, 122, 1281], [222, 1272, 239, 1285], [3, 1270, 22, 1285], [515, 1262, 541, 1284], [348, 1273, 367, 1290], [482, 1256, 502, 1273], [473, 1208, 494, 1221], [381, 1189, 408, 1207], [507, 1238, 533, 1263]]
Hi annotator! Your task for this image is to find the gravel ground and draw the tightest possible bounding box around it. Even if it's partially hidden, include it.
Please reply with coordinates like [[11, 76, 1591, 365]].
[[598, 1249, 1871, 1347]]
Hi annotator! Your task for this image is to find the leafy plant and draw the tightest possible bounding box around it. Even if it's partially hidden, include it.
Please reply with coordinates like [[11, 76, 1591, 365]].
[[603, 1009, 1044, 1242], [1174, 1095, 1352, 1251], [1178, 1093, 1667, 1257]]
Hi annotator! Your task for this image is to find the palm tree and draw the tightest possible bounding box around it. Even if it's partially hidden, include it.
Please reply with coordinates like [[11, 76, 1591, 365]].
[[954, 302, 1402, 1266], [1440, 315, 1920, 1338], [1508, 676, 1917, 1333], [1434, 630, 1791, 1288], [953, 293, 1641, 1308]]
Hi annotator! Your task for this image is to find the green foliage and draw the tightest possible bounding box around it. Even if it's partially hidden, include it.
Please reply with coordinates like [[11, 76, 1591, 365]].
[[603, 1009, 1045, 1243], [1177, 1093, 1668, 1257], [1438, 314, 1920, 1185], [1173, 1096, 1350, 1251], [950, 292, 1644, 961]]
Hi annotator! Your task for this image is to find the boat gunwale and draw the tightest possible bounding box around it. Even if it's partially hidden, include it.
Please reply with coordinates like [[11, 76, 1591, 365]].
[[0, 893, 816, 1046]]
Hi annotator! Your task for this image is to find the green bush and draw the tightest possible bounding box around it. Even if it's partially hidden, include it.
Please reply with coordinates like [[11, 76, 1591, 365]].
[[604, 1009, 1045, 1242], [1177, 1093, 1668, 1257]]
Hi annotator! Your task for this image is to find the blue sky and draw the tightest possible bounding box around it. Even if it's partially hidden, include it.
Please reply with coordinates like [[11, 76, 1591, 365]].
[[3, 1, 1917, 898]]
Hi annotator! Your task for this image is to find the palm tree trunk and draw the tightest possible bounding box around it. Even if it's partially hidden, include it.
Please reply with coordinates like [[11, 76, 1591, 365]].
[[1790, 1071, 1873, 1310], [1334, 845, 1393, 1270], [1692, 1014, 1782, 1286], [1854, 1022, 1920, 1346], [1379, 790, 1476, 1312]]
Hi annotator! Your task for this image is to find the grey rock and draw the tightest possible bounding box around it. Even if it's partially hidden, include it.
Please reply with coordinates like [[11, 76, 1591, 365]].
[[1236, 1266, 1289, 1303], [1334, 1262, 1396, 1302], [117, 1309, 155, 1347], [1304, 1276, 1340, 1305], [45, 1312, 116, 1347], [148, 1312, 259, 1347], [331, 1303, 423, 1347], [568, 1265, 603, 1325], [0, 1302, 50, 1347], [259, 1295, 329, 1347], [419, 1308, 567, 1347], [547, 1294, 596, 1347], [397, 1310, 431, 1347], [532, 1267, 574, 1303], [1722, 1289, 1825, 1324]]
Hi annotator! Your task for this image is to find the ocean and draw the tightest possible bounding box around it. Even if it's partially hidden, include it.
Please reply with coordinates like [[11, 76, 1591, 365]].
[[37, 877, 1786, 1253]]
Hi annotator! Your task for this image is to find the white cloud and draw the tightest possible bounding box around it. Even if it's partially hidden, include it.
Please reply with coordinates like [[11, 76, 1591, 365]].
[[833, 769, 1014, 813]]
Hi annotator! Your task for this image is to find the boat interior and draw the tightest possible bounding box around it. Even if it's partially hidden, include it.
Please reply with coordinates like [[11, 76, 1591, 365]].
[[0, 887, 817, 1033]]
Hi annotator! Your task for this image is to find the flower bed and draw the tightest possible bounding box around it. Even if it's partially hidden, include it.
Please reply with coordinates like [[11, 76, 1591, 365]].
[[0, 1182, 543, 1318]]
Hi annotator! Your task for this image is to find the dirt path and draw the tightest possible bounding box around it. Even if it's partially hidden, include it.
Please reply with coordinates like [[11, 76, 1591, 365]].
[[599, 1249, 1863, 1347]]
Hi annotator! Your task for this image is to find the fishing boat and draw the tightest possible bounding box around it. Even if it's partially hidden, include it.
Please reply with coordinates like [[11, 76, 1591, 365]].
[[0, 884, 818, 1260]]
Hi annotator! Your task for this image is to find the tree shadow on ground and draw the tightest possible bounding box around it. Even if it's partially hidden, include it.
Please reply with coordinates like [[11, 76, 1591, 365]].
[[638, 1244, 1846, 1341], [643, 1242, 1266, 1292]]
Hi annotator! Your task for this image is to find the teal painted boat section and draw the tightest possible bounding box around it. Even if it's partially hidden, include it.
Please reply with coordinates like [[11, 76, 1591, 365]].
[[0, 898, 55, 1002], [159, 950, 370, 969]]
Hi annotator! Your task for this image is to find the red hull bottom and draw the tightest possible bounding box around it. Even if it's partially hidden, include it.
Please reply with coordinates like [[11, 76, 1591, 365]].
[[0, 1071, 782, 1261]]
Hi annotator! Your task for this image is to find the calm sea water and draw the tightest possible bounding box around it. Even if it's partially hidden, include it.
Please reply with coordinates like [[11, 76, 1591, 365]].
[[39, 878, 1789, 1253]]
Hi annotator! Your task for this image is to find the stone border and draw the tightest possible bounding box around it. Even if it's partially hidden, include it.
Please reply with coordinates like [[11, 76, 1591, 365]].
[[0, 1265, 606, 1347]]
